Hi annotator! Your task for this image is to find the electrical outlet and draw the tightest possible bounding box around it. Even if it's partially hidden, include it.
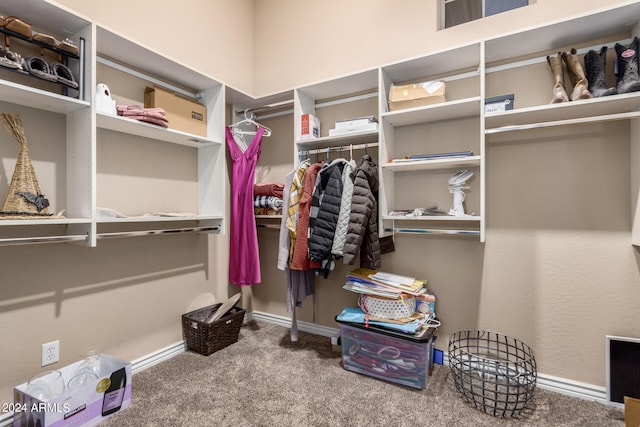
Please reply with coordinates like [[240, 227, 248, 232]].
[[41, 340, 59, 366]]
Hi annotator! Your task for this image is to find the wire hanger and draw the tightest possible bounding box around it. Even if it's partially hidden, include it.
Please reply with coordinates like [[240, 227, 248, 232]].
[[229, 109, 272, 137]]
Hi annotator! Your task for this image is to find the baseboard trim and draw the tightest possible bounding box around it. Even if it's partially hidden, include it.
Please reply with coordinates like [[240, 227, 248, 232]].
[[0, 313, 611, 427], [130, 340, 186, 375], [246, 310, 340, 338]]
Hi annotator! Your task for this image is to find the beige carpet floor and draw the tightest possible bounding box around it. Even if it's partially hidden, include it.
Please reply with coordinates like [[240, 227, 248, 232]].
[[100, 320, 624, 427]]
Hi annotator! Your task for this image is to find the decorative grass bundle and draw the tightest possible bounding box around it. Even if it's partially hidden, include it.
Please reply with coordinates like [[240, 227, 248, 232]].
[[1, 113, 54, 218]]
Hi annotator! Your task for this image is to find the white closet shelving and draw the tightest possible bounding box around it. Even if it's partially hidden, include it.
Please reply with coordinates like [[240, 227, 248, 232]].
[[378, 42, 484, 240], [2, 0, 640, 246], [0, 0, 226, 246]]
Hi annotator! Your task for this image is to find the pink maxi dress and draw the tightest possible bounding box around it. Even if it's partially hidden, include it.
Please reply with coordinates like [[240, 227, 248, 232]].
[[225, 126, 265, 286]]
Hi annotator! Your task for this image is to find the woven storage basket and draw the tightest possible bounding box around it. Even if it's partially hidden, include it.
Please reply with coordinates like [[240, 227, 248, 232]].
[[360, 294, 415, 320], [182, 303, 245, 356]]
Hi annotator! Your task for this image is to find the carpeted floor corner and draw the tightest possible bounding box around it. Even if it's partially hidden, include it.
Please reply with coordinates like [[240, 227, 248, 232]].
[[100, 321, 624, 427]]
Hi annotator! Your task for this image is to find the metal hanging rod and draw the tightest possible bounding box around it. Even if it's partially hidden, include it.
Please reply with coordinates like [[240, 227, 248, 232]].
[[485, 110, 640, 134], [0, 234, 88, 246], [97, 56, 201, 101], [384, 227, 480, 236], [97, 226, 220, 240], [485, 37, 633, 75], [299, 142, 379, 155]]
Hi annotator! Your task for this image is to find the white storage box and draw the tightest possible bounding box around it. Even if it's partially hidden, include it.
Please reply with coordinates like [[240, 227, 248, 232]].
[[13, 354, 132, 427]]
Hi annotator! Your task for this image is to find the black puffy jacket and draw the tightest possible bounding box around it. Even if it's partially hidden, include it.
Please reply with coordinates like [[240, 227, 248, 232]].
[[343, 155, 380, 269], [308, 159, 346, 263]]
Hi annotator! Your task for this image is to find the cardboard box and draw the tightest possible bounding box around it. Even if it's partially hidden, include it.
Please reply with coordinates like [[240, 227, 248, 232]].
[[388, 80, 446, 111], [299, 113, 320, 140], [144, 86, 207, 137], [485, 94, 514, 113], [13, 354, 132, 427], [626, 396, 640, 427]]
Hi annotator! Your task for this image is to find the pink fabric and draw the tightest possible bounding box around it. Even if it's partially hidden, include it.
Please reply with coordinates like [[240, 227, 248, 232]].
[[116, 105, 169, 128], [226, 127, 265, 286]]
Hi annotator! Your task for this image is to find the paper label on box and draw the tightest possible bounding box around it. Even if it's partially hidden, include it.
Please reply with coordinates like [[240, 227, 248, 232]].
[[422, 81, 444, 94]]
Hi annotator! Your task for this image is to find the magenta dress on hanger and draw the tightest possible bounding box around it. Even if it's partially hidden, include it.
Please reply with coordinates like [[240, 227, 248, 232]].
[[226, 126, 265, 286]]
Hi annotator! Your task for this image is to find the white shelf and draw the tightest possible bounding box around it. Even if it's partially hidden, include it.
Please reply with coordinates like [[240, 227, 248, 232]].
[[383, 215, 481, 222], [97, 113, 220, 147], [296, 129, 379, 151], [0, 79, 89, 114], [382, 156, 481, 171], [382, 97, 481, 126], [485, 92, 640, 131], [0, 218, 90, 226], [96, 215, 223, 224]]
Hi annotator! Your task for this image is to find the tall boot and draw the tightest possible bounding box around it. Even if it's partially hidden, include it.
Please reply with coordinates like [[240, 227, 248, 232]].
[[562, 48, 593, 101], [546, 52, 569, 104], [584, 46, 617, 97], [615, 36, 640, 94]]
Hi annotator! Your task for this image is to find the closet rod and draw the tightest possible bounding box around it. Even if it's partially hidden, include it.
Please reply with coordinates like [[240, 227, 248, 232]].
[[485, 110, 640, 134], [384, 227, 480, 236], [235, 100, 294, 117], [485, 37, 633, 75], [0, 234, 88, 246], [97, 226, 220, 240], [97, 56, 200, 101], [300, 142, 379, 155]]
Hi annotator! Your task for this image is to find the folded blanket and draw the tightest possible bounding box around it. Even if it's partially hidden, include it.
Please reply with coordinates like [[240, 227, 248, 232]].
[[116, 104, 169, 128], [254, 183, 284, 199], [254, 195, 283, 210]]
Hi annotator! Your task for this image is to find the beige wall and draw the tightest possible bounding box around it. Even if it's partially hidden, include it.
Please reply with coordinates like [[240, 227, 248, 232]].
[[1, 0, 639, 408], [253, 0, 627, 95], [57, 0, 255, 92]]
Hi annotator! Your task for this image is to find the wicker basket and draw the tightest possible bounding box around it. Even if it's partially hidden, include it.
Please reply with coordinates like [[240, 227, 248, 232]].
[[448, 329, 537, 417], [182, 303, 245, 356]]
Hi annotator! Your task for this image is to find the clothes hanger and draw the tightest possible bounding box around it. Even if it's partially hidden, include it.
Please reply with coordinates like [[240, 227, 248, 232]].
[[229, 109, 272, 137]]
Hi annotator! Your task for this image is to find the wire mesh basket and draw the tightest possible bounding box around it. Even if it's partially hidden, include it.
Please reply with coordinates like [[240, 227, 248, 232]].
[[448, 329, 537, 417]]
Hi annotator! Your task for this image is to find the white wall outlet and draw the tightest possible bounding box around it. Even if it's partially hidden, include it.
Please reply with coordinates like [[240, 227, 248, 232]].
[[41, 340, 60, 366]]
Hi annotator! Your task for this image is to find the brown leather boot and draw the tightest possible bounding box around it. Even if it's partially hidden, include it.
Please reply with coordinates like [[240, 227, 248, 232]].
[[562, 48, 593, 101], [546, 52, 569, 103]]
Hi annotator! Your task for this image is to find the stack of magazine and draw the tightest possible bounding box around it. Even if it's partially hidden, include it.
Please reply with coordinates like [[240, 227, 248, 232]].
[[339, 268, 438, 337]]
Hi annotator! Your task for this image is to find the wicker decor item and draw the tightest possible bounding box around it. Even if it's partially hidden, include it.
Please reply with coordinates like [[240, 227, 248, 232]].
[[182, 303, 245, 356], [0, 113, 55, 218], [359, 294, 416, 320]]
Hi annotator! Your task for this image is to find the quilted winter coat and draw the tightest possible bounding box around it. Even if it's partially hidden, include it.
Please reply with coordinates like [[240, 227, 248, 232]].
[[343, 155, 380, 269], [308, 159, 346, 264]]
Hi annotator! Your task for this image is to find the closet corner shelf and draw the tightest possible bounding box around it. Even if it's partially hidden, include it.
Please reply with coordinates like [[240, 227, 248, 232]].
[[255, 215, 282, 219], [381, 96, 481, 127], [382, 155, 481, 171], [484, 92, 640, 131], [96, 113, 220, 147], [0, 78, 88, 114], [382, 215, 481, 222], [296, 129, 379, 150], [96, 215, 222, 224]]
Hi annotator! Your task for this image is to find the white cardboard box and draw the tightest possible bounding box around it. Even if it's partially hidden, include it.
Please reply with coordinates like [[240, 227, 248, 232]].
[[13, 354, 132, 427], [299, 113, 320, 140], [328, 122, 378, 136]]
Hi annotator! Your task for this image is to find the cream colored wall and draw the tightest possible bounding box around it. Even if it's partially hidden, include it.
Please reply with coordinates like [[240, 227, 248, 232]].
[[253, 0, 628, 96], [56, 0, 255, 92]]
